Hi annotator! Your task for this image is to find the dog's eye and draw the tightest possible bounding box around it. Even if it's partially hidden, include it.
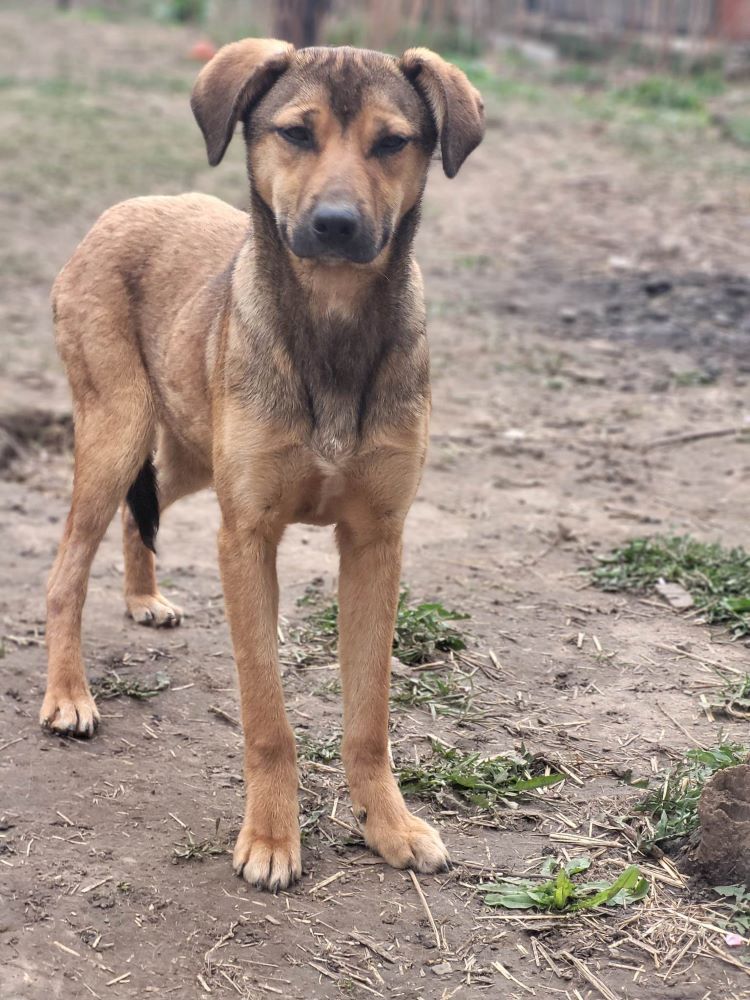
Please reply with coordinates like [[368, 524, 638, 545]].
[[279, 126, 313, 147], [374, 135, 409, 156]]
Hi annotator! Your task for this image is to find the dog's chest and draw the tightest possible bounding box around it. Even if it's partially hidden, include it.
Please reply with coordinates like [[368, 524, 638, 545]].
[[286, 439, 356, 525]]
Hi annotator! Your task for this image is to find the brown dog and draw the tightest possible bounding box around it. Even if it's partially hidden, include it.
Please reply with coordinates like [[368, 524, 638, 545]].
[[40, 40, 484, 890]]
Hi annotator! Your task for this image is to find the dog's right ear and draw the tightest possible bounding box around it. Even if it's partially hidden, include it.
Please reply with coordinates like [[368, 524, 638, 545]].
[[191, 38, 294, 166]]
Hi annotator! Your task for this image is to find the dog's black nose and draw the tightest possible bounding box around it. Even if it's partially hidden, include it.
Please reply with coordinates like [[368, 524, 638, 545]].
[[311, 204, 360, 247]]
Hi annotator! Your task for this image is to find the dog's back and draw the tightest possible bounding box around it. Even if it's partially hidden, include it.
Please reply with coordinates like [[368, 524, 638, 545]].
[[52, 193, 246, 389]]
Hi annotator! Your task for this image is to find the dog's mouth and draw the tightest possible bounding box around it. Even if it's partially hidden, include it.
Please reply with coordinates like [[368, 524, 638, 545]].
[[282, 211, 390, 266]]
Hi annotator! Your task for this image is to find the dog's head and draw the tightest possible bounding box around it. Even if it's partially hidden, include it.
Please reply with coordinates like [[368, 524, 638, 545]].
[[191, 39, 484, 266]]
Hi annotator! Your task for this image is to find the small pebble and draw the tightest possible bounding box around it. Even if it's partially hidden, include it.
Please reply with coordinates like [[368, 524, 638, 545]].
[[432, 962, 452, 976]]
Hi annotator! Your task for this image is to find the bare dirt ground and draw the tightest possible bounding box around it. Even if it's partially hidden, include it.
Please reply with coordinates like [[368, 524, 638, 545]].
[[2, 5, 750, 999]]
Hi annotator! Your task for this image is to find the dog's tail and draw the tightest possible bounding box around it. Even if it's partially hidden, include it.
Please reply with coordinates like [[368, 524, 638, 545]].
[[126, 457, 159, 553]]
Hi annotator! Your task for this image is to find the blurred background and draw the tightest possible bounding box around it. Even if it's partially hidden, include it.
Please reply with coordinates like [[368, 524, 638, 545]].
[[2, 0, 750, 499], [41, 0, 750, 56]]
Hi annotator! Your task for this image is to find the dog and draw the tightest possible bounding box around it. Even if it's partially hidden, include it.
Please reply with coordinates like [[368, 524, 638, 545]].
[[40, 39, 484, 890]]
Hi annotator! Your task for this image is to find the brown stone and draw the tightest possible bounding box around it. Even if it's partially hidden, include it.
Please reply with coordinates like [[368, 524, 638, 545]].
[[698, 764, 750, 886]]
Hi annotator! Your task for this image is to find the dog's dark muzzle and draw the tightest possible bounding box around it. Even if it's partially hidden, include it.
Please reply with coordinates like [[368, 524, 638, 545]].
[[288, 203, 382, 264]]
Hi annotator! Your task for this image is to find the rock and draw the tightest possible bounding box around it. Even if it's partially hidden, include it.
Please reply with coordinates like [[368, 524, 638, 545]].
[[698, 764, 750, 886], [431, 962, 452, 976], [644, 276, 673, 297], [654, 580, 694, 611]]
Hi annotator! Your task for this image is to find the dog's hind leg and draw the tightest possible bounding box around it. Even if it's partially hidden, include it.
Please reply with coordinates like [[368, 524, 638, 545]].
[[123, 431, 210, 627], [41, 392, 155, 737]]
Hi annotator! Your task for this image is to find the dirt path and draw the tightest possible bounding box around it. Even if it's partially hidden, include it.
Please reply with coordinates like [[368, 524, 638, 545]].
[[2, 6, 750, 998]]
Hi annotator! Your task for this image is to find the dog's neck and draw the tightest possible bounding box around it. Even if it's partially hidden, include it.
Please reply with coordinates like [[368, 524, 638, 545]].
[[246, 189, 422, 371]]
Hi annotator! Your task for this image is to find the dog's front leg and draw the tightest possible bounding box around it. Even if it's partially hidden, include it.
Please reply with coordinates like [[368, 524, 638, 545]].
[[337, 521, 450, 873], [218, 521, 301, 891]]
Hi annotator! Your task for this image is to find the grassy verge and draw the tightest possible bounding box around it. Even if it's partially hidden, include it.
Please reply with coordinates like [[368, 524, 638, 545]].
[[591, 535, 750, 638]]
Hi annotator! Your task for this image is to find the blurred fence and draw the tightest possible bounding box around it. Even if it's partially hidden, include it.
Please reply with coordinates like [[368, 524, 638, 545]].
[[46, 0, 750, 49], [515, 1, 750, 40], [326, 0, 750, 50]]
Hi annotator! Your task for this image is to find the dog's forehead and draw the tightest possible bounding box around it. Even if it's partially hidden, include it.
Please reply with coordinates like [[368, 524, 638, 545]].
[[268, 46, 424, 124]]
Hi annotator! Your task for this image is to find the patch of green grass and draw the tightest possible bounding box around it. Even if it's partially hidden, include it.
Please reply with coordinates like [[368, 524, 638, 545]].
[[479, 856, 649, 913], [392, 665, 474, 719], [398, 740, 563, 811], [172, 830, 225, 863], [455, 253, 494, 270], [672, 369, 718, 387], [714, 885, 750, 936], [442, 55, 544, 102], [98, 68, 190, 93], [1, 84, 221, 225], [633, 742, 748, 849], [721, 114, 750, 149], [300, 806, 328, 843], [298, 732, 341, 764], [91, 670, 170, 700], [591, 535, 750, 638], [392, 593, 469, 663], [616, 74, 723, 112], [553, 63, 607, 88], [301, 588, 469, 666], [158, 0, 206, 23], [706, 673, 750, 719]]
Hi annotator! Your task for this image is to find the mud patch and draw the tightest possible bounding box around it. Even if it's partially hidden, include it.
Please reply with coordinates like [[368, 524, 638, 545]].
[[698, 765, 750, 886], [0, 408, 72, 476], [564, 271, 750, 370]]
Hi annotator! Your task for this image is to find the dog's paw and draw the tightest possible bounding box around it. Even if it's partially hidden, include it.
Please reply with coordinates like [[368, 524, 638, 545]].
[[40, 686, 100, 738], [126, 593, 182, 627], [358, 807, 450, 873], [233, 826, 302, 892]]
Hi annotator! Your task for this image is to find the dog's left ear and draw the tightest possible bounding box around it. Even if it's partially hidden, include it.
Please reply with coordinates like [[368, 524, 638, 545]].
[[399, 48, 484, 178], [191, 38, 295, 166]]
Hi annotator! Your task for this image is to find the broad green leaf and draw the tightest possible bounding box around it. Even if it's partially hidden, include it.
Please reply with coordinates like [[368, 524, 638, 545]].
[[511, 773, 564, 792], [570, 866, 645, 912]]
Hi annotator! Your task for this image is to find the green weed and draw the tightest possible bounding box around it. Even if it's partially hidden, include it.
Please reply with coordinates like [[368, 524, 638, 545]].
[[721, 114, 750, 149], [480, 856, 648, 913], [591, 535, 750, 638], [455, 253, 494, 269], [91, 670, 170, 700], [707, 673, 750, 719], [154, 0, 206, 23], [301, 588, 469, 665], [392, 665, 474, 719], [672, 369, 718, 387], [172, 830, 225, 863], [553, 63, 607, 88], [633, 742, 748, 848], [298, 733, 341, 764], [398, 740, 563, 811], [713, 885, 750, 936]]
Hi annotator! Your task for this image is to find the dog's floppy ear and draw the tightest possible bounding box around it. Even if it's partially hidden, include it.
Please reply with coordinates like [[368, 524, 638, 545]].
[[399, 48, 484, 178], [191, 38, 294, 166]]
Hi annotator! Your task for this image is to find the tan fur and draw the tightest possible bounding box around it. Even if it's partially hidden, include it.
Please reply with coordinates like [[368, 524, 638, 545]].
[[41, 40, 483, 890]]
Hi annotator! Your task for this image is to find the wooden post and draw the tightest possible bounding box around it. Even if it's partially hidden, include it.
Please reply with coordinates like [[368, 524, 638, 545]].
[[273, 0, 330, 48]]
